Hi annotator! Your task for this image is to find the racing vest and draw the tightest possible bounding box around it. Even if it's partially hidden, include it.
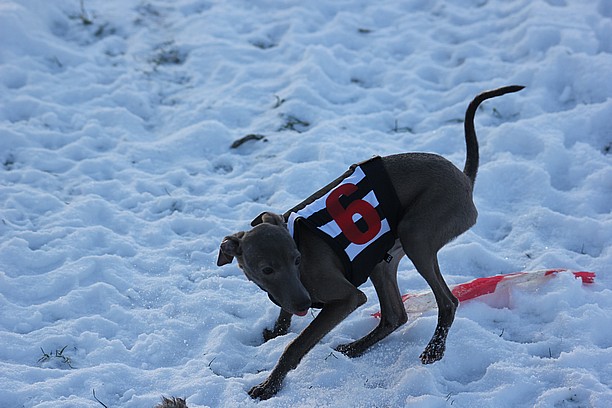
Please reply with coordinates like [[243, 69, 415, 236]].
[[284, 156, 402, 287]]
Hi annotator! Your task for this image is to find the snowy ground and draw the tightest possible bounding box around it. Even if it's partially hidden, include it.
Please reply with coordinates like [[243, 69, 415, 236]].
[[1, 0, 611, 407]]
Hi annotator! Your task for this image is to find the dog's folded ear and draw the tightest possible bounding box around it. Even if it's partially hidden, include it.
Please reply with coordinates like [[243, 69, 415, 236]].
[[251, 211, 286, 227], [251, 212, 265, 226], [217, 232, 244, 266]]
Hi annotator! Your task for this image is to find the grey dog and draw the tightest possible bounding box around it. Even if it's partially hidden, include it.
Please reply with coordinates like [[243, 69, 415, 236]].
[[217, 85, 523, 399]]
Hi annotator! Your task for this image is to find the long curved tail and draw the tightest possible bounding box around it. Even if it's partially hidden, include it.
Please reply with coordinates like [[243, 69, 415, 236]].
[[463, 85, 524, 185]]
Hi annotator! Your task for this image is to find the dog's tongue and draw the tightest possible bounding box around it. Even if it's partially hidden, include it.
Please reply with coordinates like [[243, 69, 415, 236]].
[[295, 309, 309, 317]]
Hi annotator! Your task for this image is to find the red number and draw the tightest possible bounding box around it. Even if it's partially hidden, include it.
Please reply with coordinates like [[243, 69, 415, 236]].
[[326, 183, 381, 245]]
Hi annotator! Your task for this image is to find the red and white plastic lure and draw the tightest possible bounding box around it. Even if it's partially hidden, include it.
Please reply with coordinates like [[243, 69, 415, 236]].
[[373, 268, 595, 319]]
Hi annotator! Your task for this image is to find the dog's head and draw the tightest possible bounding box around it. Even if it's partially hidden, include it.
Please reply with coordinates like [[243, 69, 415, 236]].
[[217, 212, 311, 316]]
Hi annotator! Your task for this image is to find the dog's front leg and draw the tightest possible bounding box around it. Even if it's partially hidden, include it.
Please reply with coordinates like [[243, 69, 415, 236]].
[[249, 291, 366, 400]]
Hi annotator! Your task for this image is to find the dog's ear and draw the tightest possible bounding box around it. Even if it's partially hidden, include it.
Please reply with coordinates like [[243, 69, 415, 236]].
[[217, 232, 245, 266], [251, 211, 285, 227], [251, 212, 267, 226]]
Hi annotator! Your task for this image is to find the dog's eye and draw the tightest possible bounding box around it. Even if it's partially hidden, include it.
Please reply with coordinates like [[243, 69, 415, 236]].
[[294, 256, 301, 266], [262, 267, 274, 275]]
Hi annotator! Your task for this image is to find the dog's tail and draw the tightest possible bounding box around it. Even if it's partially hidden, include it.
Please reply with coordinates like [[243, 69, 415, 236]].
[[463, 85, 524, 185]]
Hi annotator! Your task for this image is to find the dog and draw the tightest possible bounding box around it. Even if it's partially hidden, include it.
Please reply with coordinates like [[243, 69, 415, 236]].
[[217, 85, 523, 399]]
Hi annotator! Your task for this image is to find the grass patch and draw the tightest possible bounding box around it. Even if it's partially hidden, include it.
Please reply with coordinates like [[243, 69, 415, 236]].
[[37, 345, 74, 369]]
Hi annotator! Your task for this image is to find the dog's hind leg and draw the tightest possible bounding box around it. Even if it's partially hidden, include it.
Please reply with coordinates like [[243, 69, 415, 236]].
[[336, 243, 408, 358], [403, 240, 457, 364], [394, 168, 475, 364]]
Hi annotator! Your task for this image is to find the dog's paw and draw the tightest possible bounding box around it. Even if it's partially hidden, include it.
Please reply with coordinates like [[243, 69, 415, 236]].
[[263, 327, 287, 342], [248, 379, 280, 400], [262, 328, 276, 342], [420, 326, 449, 364], [335, 343, 365, 358], [420, 342, 445, 364]]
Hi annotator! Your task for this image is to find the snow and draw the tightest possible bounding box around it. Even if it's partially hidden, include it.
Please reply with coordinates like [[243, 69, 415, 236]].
[[0, 0, 611, 406]]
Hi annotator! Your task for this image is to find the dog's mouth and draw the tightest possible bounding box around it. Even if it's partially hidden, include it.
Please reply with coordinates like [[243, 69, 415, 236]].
[[267, 293, 310, 317]]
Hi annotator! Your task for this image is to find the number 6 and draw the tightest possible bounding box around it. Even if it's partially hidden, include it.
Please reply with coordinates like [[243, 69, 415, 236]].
[[326, 183, 381, 245]]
